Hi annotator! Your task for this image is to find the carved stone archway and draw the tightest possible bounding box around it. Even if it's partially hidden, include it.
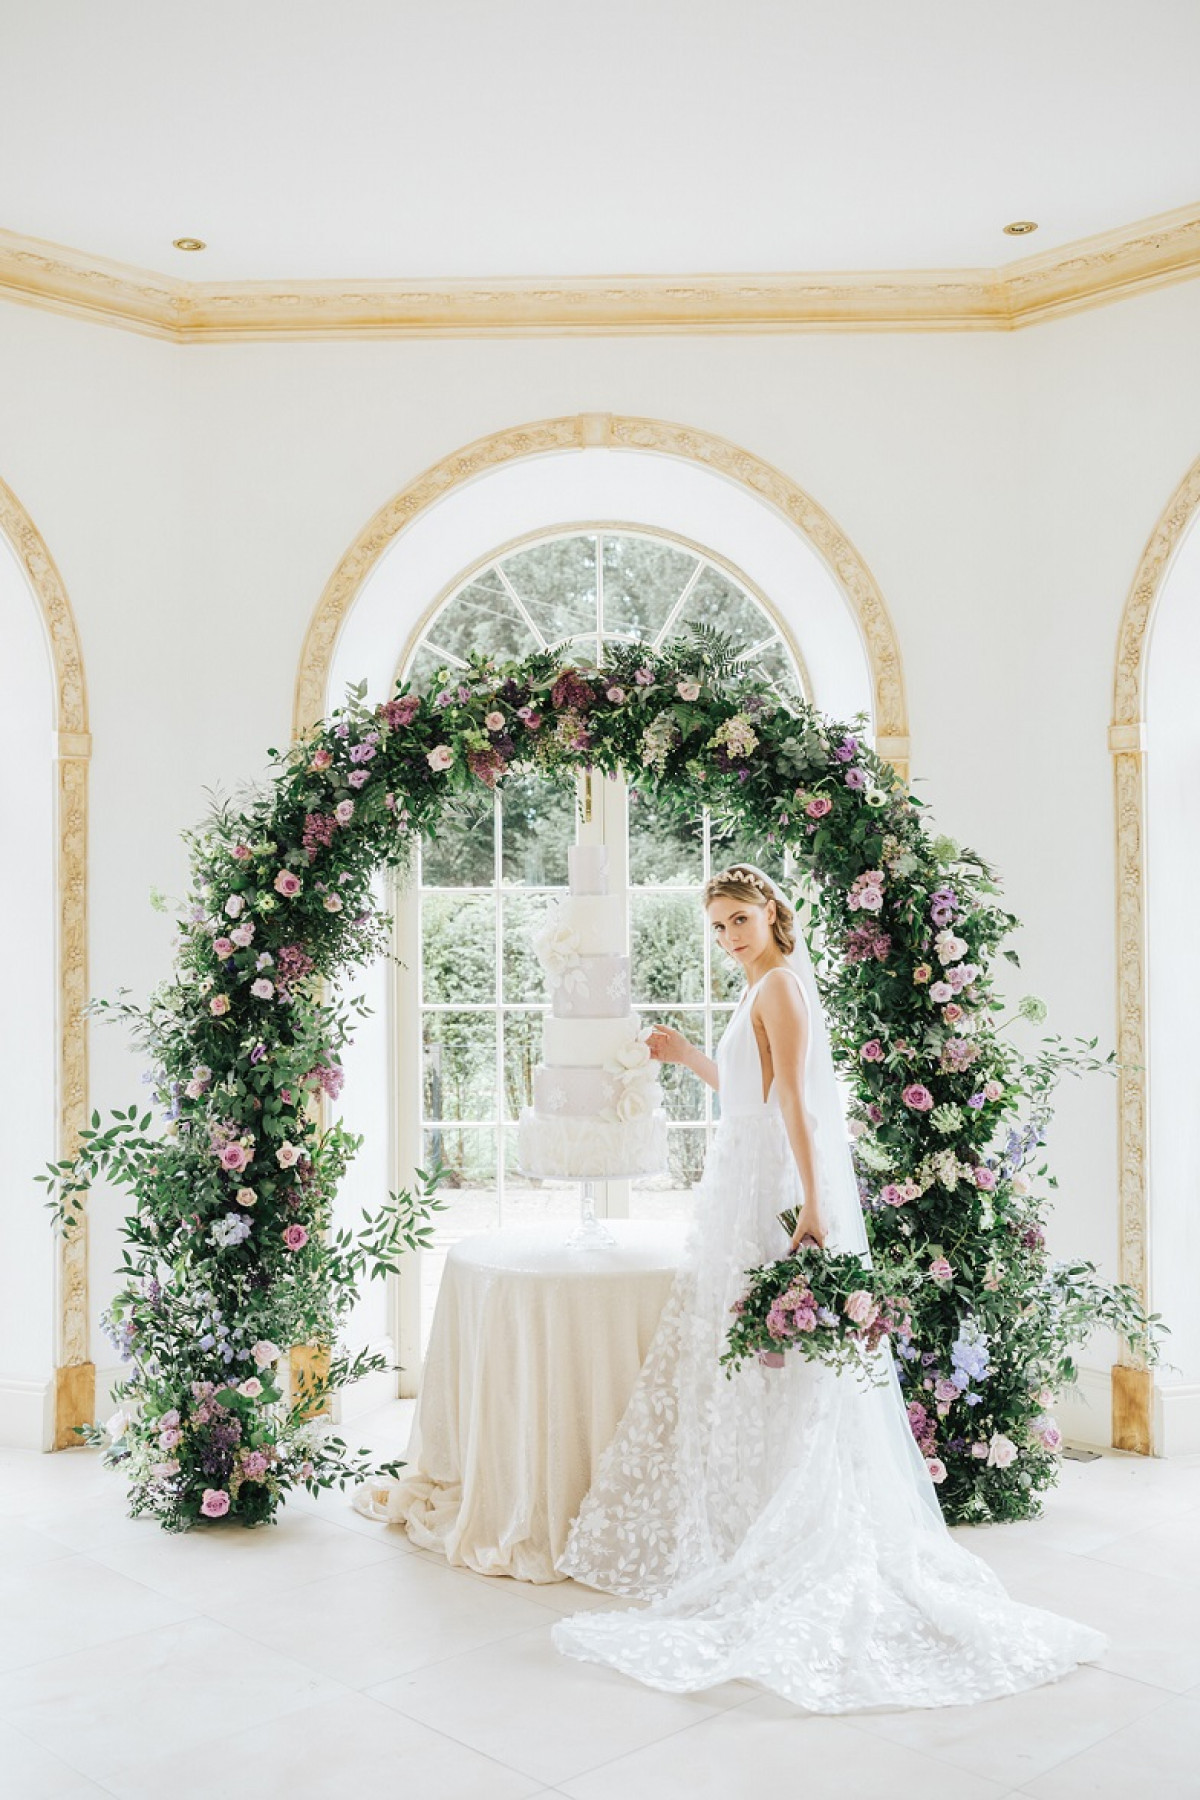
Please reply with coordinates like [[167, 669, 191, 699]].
[[0, 476, 92, 1448], [1109, 449, 1200, 1453], [293, 415, 910, 776]]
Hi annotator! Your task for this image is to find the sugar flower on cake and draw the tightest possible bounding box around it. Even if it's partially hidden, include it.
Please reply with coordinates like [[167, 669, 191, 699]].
[[533, 910, 583, 987]]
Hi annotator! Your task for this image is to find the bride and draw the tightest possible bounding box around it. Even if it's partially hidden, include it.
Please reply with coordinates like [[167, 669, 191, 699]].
[[552, 863, 1106, 1711]]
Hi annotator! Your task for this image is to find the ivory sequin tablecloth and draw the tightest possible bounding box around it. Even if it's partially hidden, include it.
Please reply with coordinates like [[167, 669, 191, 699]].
[[353, 1220, 686, 1583]]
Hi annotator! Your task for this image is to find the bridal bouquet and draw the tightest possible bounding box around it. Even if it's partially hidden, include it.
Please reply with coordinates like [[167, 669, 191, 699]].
[[723, 1235, 922, 1386]]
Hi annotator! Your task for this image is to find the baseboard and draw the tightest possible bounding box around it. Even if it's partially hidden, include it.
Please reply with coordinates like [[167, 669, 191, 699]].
[[0, 1374, 54, 1451], [1155, 1382, 1200, 1457], [1055, 1364, 1113, 1450]]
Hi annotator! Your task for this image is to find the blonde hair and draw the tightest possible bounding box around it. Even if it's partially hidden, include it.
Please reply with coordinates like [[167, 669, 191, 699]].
[[702, 864, 797, 956]]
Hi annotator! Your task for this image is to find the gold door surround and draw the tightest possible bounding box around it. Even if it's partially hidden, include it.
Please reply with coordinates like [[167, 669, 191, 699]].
[[292, 413, 910, 782], [1109, 448, 1200, 1453], [0, 477, 92, 1448]]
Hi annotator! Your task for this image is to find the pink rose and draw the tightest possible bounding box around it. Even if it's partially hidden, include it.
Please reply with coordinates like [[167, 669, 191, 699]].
[[805, 795, 832, 819], [913, 963, 932, 984], [942, 1003, 964, 1023], [251, 1339, 281, 1367], [232, 843, 253, 861], [200, 1488, 231, 1518], [971, 1441, 990, 1459], [310, 748, 332, 771], [323, 894, 343, 912], [213, 936, 235, 958], [929, 1257, 953, 1281], [283, 1223, 309, 1251], [427, 745, 454, 772], [929, 981, 954, 1004], [347, 770, 370, 789], [677, 679, 701, 702], [274, 870, 301, 897], [926, 1458, 947, 1484], [334, 799, 355, 825], [230, 922, 255, 947], [250, 978, 274, 1000], [880, 1183, 907, 1207], [843, 1290, 878, 1326], [209, 995, 230, 1016], [934, 1378, 959, 1405], [987, 1433, 1018, 1469], [902, 1083, 934, 1112], [235, 1187, 256, 1207], [859, 1038, 884, 1063], [605, 686, 626, 704], [984, 1080, 1003, 1101], [299, 1460, 314, 1481], [1036, 1418, 1063, 1452], [224, 895, 245, 919], [160, 1426, 182, 1450], [238, 1377, 263, 1399], [974, 1166, 996, 1190], [484, 711, 505, 731], [219, 1143, 250, 1173], [276, 1142, 302, 1168]]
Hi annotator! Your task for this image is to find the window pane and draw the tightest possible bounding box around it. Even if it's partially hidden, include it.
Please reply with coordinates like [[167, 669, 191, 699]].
[[502, 893, 558, 1003], [637, 1007, 705, 1121], [744, 636, 801, 697], [422, 791, 494, 887], [710, 942, 743, 1002], [501, 772, 574, 887], [602, 534, 698, 643], [423, 1128, 498, 1231], [502, 1007, 543, 1120], [631, 892, 704, 1004], [431, 574, 541, 663], [627, 786, 704, 885], [405, 642, 460, 693], [423, 1010, 497, 1121], [708, 812, 793, 895], [501, 536, 598, 645], [421, 894, 495, 1003], [665, 1126, 708, 1189], [503, 1126, 581, 1225], [676, 566, 768, 654]]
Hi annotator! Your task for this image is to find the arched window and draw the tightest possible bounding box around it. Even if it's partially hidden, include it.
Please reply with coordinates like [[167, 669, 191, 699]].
[[399, 528, 804, 1351]]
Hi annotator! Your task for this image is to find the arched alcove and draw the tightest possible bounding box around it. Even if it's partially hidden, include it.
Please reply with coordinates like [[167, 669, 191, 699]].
[[1111, 448, 1200, 1456], [0, 476, 90, 1450], [293, 417, 908, 1407]]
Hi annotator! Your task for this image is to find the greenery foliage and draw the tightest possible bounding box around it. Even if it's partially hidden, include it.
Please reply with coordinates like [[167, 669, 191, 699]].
[[40, 628, 1162, 1530]]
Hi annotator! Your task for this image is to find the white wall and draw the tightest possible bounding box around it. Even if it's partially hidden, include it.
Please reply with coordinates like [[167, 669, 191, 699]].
[[4, 275, 1200, 1444]]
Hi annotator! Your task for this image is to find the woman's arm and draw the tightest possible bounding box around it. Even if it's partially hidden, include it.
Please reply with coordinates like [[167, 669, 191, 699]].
[[645, 1025, 719, 1092], [754, 971, 827, 1249]]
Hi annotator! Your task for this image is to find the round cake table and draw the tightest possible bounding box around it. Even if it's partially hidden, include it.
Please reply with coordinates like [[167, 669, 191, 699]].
[[353, 1219, 687, 1583]]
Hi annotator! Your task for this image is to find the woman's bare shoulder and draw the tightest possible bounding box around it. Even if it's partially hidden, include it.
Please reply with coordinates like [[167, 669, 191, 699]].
[[752, 963, 808, 1020]]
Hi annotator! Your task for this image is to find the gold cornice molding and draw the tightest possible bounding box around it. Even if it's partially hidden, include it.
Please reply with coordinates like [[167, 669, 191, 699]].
[[0, 476, 94, 1444], [1108, 447, 1200, 1451], [3, 203, 1200, 342], [292, 413, 907, 756]]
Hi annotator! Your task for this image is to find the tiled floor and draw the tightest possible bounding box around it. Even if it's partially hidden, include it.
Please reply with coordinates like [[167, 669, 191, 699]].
[[2, 1401, 1199, 1799]]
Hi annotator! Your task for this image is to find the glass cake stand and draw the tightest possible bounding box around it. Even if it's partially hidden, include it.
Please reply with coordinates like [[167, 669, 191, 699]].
[[566, 1177, 618, 1251]]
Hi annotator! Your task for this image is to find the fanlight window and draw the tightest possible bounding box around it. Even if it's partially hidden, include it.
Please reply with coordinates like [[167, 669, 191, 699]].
[[402, 530, 802, 1346]]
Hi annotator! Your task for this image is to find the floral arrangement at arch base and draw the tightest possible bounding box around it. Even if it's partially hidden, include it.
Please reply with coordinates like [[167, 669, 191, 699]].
[[41, 626, 1162, 1531]]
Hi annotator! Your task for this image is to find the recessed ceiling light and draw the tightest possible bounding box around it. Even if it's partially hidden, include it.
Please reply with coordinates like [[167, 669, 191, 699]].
[[1002, 220, 1038, 237], [172, 237, 207, 253]]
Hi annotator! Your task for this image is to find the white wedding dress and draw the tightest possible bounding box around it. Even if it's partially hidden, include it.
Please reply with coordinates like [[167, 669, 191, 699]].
[[552, 952, 1107, 1711]]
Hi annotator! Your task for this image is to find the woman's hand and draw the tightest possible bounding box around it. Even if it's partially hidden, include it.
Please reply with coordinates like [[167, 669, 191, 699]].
[[788, 1206, 827, 1253], [646, 1025, 691, 1066]]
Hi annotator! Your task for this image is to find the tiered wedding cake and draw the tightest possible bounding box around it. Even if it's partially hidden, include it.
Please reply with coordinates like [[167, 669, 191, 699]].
[[517, 844, 668, 1180]]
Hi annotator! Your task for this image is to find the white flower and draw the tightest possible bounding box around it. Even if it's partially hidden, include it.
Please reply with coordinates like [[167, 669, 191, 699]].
[[987, 1432, 1019, 1468], [276, 1142, 302, 1168], [613, 1084, 651, 1123], [224, 895, 245, 918], [677, 679, 701, 702], [533, 917, 582, 984], [612, 1037, 652, 1072], [251, 1339, 281, 1368], [105, 1406, 137, 1442], [250, 978, 275, 1000], [934, 929, 968, 965], [427, 744, 454, 772]]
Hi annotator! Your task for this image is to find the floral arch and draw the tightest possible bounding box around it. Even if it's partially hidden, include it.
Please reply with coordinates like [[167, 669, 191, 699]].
[[47, 629, 1152, 1531]]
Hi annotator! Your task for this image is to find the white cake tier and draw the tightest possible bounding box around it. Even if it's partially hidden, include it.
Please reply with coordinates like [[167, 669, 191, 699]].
[[568, 843, 608, 896], [543, 1012, 642, 1067], [552, 954, 630, 1019], [517, 1106, 668, 1180], [533, 1065, 621, 1117], [555, 894, 623, 955]]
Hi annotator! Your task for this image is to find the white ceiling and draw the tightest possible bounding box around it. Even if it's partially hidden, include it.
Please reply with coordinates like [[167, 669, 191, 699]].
[[3, 0, 1198, 283]]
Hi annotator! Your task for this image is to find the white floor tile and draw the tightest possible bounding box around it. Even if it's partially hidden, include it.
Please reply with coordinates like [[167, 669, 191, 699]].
[[556, 1695, 1013, 1800], [851, 1664, 1171, 1788], [1021, 1690, 1200, 1797], [0, 1616, 346, 1785], [199, 1543, 558, 1688], [102, 1688, 546, 1800], [0, 1554, 193, 1677], [0, 1719, 111, 1797], [368, 1621, 752, 1786]]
